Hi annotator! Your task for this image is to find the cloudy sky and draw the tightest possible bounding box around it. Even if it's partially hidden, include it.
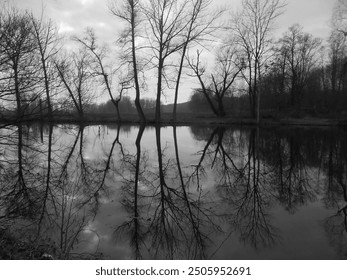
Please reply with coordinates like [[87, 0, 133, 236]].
[[2, 0, 338, 103], [7, 0, 336, 38]]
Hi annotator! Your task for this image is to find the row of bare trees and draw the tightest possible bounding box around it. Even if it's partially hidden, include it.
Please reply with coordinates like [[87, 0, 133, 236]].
[[194, 0, 346, 120], [0, 0, 221, 122], [109, 0, 223, 122], [1, 0, 346, 123], [259, 16, 347, 116]]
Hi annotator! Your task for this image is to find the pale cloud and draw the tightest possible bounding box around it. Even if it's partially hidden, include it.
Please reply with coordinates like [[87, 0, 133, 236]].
[[97, 22, 106, 28], [276, 0, 335, 38], [58, 22, 75, 34], [9, 0, 336, 41], [78, 0, 95, 6]]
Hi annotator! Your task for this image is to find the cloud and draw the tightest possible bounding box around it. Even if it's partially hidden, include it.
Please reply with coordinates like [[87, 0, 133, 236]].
[[276, 0, 334, 38], [78, 0, 95, 5], [58, 22, 75, 34], [10, 0, 335, 43]]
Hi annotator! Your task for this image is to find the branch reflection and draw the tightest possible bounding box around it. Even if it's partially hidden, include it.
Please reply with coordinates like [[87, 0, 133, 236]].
[[1, 124, 347, 259]]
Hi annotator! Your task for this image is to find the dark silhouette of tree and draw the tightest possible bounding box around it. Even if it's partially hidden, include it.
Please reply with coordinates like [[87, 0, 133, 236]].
[[74, 28, 132, 122], [327, 30, 346, 96], [277, 24, 322, 109], [109, 0, 146, 123], [187, 46, 244, 117], [0, 7, 39, 120], [230, 0, 286, 122], [55, 49, 94, 118], [30, 13, 60, 119], [172, 0, 222, 121], [143, 0, 196, 122]]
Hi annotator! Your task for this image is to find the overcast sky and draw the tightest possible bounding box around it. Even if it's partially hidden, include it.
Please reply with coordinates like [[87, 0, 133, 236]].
[[2, 0, 338, 103], [6, 0, 336, 38]]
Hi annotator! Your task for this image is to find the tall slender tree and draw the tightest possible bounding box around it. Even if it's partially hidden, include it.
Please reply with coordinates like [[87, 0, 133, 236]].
[[172, 0, 222, 121], [110, 0, 146, 123], [143, 0, 191, 122]]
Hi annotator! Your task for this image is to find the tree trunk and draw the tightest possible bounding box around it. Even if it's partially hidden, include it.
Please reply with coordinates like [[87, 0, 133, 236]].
[[155, 57, 164, 122], [42, 60, 52, 118], [115, 101, 121, 122], [131, 5, 146, 123], [217, 97, 226, 117], [14, 66, 22, 119], [173, 43, 188, 122]]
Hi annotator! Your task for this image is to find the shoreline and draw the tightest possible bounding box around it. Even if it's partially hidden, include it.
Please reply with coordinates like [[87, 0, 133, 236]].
[[0, 114, 346, 127]]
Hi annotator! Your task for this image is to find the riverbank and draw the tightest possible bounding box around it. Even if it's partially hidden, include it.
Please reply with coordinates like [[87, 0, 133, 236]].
[[1, 112, 347, 127]]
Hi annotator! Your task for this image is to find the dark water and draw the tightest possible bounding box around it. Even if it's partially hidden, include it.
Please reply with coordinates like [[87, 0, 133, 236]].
[[0, 124, 346, 259]]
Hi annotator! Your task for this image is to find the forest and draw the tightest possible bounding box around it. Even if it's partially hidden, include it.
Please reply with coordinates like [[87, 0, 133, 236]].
[[0, 0, 346, 124]]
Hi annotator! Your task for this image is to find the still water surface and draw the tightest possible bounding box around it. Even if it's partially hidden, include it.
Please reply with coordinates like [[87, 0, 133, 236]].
[[0, 124, 346, 259]]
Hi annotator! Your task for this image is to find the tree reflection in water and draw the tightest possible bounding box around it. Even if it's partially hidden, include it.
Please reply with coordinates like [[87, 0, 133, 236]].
[[190, 127, 279, 249], [1, 124, 347, 259], [114, 125, 147, 259], [323, 130, 347, 259], [114, 126, 218, 259], [0, 124, 110, 259]]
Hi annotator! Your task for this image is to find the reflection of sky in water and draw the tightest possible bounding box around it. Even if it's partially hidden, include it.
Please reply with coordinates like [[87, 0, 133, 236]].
[[63, 126, 345, 259], [1, 125, 346, 259]]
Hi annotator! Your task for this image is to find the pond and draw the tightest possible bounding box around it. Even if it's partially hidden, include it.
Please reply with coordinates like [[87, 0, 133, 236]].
[[0, 123, 346, 259]]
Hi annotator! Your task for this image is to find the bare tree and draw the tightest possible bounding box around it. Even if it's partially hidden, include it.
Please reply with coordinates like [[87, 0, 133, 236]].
[[74, 28, 132, 122], [143, 0, 191, 122], [262, 43, 288, 111], [0, 7, 39, 119], [172, 0, 222, 121], [278, 24, 322, 109], [327, 30, 346, 94], [330, 0, 347, 95], [109, 0, 146, 123], [187, 46, 243, 117], [231, 0, 286, 123], [187, 50, 218, 115], [0, 8, 9, 79], [332, 0, 347, 35], [55, 49, 93, 118], [30, 13, 60, 119]]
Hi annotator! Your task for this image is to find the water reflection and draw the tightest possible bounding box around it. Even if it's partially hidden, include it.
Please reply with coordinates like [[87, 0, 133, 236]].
[[0, 124, 346, 259]]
